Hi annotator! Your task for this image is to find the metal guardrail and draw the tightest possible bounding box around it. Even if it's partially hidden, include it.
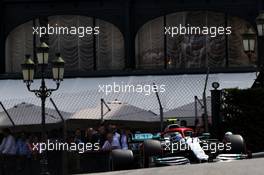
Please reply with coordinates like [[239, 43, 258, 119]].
[[0, 151, 111, 175], [251, 152, 264, 159]]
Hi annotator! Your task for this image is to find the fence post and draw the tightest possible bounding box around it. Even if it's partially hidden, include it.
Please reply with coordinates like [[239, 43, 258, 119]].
[[49, 98, 68, 175], [211, 87, 222, 139], [153, 83, 164, 132], [0, 102, 15, 126]]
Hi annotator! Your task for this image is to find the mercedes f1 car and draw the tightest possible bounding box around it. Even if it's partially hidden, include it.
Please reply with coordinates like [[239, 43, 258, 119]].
[[110, 124, 247, 170]]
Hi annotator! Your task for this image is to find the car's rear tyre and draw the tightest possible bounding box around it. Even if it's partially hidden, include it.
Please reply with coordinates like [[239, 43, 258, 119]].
[[111, 149, 134, 170], [226, 135, 245, 154], [143, 140, 162, 168]]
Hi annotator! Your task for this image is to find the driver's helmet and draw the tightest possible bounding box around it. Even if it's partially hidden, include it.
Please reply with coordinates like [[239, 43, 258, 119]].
[[171, 133, 183, 142]]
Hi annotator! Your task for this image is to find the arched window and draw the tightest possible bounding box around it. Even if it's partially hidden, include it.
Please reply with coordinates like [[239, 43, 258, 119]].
[[5, 15, 125, 73], [135, 11, 257, 70]]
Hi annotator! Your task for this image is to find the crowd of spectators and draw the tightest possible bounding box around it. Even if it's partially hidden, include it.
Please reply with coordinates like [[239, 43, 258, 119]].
[[70, 124, 130, 151], [0, 123, 131, 175], [0, 128, 39, 175]]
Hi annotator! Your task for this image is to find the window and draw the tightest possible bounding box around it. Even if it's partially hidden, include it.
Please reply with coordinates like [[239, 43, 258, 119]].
[[5, 15, 125, 73], [135, 11, 257, 70]]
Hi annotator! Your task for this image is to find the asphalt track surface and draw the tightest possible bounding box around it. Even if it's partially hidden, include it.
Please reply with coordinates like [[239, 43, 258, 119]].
[[81, 158, 264, 175]]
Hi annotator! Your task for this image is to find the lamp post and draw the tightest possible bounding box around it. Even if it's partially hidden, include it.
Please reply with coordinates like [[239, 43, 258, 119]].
[[256, 12, 264, 87], [21, 42, 65, 175], [211, 82, 222, 139], [242, 12, 264, 88]]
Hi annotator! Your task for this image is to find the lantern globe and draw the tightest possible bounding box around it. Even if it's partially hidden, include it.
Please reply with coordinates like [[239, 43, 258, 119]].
[[37, 42, 49, 65], [256, 12, 264, 36], [21, 55, 35, 82], [242, 28, 256, 53], [52, 53, 65, 81]]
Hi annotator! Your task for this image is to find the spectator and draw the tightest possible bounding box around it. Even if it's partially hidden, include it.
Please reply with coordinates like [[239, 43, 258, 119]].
[[16, 132, 31, 174], [111, 125, 121, 149], [16, 132, 31, 157], [102, 133, 113, 151], [74, 128, 83, 144], [85, 128, 98, 144], [223, 131, 233, 143], [120, 129, 128, 150], [224, 131, 233, 137], [0, 128, 17, 175], [0, 128, 16, 155], [96, 125, 106, 147]]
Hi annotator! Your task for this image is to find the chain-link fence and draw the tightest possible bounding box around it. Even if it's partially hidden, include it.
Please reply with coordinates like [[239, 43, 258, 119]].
[[0, 74, 222, 127]]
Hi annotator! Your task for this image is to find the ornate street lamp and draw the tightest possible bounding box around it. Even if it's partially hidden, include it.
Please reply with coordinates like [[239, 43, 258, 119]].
[[256, 11, 264, 36], [21, 42, 65, 175], [242, 28, 256, 59], [254, 12, 264, 88]]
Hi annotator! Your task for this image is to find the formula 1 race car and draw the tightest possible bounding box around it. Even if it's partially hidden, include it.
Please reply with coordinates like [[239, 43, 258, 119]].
[[110, 124, 247, 170]]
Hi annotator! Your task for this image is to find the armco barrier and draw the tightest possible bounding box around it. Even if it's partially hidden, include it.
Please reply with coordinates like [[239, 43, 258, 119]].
[[0, 151, 111, 175]]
